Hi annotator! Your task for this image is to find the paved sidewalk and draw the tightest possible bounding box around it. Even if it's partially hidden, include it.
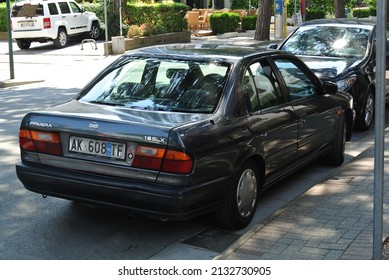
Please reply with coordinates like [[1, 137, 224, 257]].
[[216, 130, 389, 260]]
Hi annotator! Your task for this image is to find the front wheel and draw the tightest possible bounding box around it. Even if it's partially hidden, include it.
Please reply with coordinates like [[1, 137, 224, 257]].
[[53, 28, 68, 48], [215, 160, 259, 230], [89, 22, 100, 40], [355, 89, 374, 131]]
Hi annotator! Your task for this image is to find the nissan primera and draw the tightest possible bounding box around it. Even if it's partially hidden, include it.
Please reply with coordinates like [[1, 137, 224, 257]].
[[16, 45, 354, 229]]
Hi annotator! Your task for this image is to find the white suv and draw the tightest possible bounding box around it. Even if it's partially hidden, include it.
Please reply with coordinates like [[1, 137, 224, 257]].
[[11, 0, 100, 49]]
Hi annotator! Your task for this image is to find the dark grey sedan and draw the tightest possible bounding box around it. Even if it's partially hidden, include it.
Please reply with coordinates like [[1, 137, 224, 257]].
[[16, 45, 354, 229]]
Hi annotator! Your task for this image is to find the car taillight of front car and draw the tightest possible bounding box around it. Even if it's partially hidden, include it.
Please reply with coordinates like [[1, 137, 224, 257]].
[[19, 129, 62, 155]]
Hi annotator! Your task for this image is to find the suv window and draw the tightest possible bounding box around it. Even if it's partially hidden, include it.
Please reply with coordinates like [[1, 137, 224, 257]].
[[12, 4, 44, 17], [58, 2, 71, 14], [48, 3, 59, 15]]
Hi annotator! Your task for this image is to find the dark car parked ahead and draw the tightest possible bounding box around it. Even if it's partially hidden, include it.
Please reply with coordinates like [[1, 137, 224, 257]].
[[16, 45, 354, 229], [270, 18, 389, 131]]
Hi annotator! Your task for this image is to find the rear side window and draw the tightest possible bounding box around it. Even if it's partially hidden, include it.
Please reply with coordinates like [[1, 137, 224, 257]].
[[273, 59, 317, 100], [48, 3, 59, 15], [58, 2, 71, 14], [11, 4, 44, 17]]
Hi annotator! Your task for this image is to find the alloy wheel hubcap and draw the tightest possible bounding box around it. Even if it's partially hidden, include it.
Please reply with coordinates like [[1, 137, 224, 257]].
[[236, 168, 257, 218]]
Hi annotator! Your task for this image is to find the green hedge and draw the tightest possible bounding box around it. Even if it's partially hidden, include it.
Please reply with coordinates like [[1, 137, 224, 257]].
[[241, 16, 257, 30], [126, 3, 189, 34], [209, 12, 240, 34], [352, 7, 371, 18], [306, 9, 326, 20], [0, 3, 12, 32]]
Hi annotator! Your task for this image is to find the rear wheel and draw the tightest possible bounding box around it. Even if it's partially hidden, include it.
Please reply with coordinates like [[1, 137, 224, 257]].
[[215, 160, 259, 230], [355, 89, 374, 131], [53, 28, 68, 48], [16, 39, 31, 50]]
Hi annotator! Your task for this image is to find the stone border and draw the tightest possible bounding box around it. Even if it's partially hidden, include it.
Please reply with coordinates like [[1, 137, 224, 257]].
[[1, 31, 191, 54], [105, 31, 191, 55]]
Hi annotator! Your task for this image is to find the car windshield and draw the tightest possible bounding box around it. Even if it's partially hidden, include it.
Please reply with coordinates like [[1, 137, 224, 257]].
[[79, 58, 229, 113], [281, 24, 372, 58]]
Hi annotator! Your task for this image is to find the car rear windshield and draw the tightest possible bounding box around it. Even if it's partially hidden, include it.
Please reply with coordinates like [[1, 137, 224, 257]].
[[11, 4, 44, 17], [281, 24, 373, 58], [79, 58, 230, 113]]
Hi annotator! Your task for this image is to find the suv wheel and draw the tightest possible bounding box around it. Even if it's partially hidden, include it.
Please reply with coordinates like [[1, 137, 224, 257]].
[[53, 28, 68, 48], [89, 22, 100, 40], [16, 39, 31, 50]]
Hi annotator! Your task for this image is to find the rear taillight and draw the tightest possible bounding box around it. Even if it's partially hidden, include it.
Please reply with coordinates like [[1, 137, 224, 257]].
[[161, 150, 193, 174], [132, 145, 193, 174], [19, 129, 62, 156], [43, 18, 51, 29]]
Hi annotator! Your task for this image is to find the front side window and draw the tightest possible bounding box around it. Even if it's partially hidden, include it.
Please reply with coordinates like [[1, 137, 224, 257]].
[[79, 58, 229, 113], [273, 59, 317, 101], [69, 2, 81, 13]]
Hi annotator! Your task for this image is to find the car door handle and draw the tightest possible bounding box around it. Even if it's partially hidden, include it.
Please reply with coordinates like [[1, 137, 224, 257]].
[[299, 113, 307, 127]]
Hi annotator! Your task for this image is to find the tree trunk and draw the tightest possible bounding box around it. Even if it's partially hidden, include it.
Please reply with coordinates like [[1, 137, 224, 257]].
[[254, 0, 273, 41], [334, 0, 346, 18]]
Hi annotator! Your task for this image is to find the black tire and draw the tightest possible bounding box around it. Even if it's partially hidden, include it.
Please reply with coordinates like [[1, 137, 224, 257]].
[[215, 160, 259, 230], [89, 22, 100, 40], [327, 114, 346, 166], [53, 28, 68, 48], [16, 39, 31, 50], [355, 89, 374, 131]]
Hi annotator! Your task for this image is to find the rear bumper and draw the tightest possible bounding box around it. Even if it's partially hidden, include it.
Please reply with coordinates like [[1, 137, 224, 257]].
[[16, 162, 231, 220], [12, 29, 57, 40]]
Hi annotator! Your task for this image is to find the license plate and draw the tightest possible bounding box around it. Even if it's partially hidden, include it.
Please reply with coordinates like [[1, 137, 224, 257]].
[[20, 21, 34, 28], [69, 136, 126, 160]]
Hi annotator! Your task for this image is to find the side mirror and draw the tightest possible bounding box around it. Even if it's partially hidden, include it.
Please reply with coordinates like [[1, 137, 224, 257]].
[[323, 81, 338, 95]]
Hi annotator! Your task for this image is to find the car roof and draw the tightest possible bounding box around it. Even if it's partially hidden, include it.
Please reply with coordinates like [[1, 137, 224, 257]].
[[301, 18, 377, 27], [123, 44, 283, 63]]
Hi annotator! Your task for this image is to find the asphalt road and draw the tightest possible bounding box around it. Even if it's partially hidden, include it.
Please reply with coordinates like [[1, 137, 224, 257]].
[[0, 39, 381, 260]]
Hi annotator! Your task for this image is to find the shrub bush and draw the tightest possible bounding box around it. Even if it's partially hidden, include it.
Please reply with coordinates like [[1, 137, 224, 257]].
[[0, 5, 8, 32], [241, 16, 257, 30], [210, 12, 240, 34], [306, 9, 326, 20], [126, 3, 188, 34], [352, 7, 371, 18]]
